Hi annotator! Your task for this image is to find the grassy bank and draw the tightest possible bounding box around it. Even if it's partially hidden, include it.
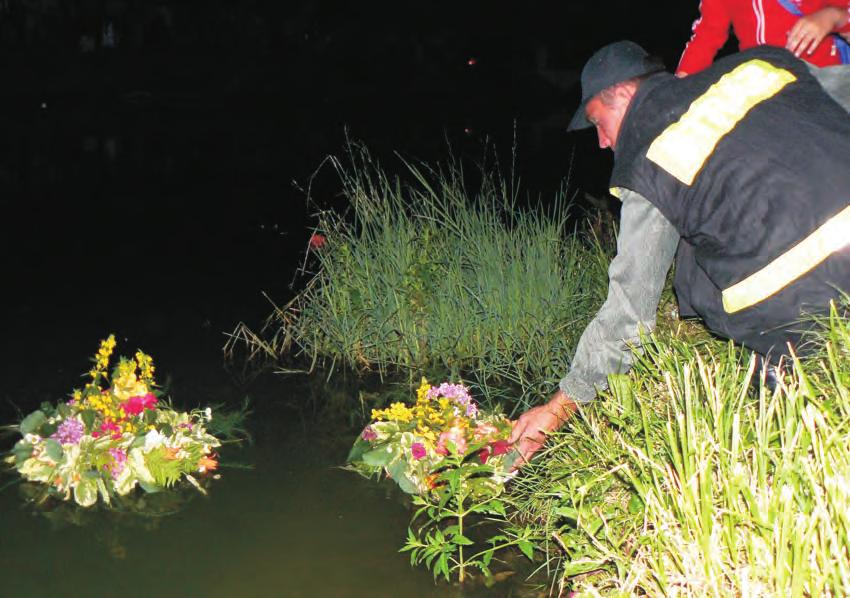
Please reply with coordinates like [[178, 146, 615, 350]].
[[231, 144, 612, 412], [231, 146, 850, 594], [511, 303, 850, 596]]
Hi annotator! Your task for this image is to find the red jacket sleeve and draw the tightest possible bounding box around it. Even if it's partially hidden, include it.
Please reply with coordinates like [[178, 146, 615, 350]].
[[677, 0, 732, 75]]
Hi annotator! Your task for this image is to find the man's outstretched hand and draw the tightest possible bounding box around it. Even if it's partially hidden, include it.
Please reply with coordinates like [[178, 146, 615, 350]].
[[509, 389, 577, 470]]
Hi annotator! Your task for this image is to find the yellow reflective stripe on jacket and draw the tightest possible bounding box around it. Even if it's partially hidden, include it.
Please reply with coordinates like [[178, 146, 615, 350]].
[[722, 205, 850, 314], [646, 60, 796, 185]]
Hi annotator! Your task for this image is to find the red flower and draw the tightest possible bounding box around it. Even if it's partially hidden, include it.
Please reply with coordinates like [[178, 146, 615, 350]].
[[491, 439, 512, 456], [309, 233, 326, 250], [479, 447, 491, 464], [94, 419, 122, 440], [121, 393, 158, 416]]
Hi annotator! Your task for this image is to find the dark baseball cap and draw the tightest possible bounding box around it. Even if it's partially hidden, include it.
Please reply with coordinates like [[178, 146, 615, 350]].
[[567, 41, 666, 131]]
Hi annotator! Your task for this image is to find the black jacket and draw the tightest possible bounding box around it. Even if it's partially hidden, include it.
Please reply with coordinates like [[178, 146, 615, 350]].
[[610, 47, 850, 356]]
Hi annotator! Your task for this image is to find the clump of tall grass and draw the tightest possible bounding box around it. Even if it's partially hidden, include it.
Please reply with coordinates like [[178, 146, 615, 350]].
[[232, 143, 612, 412], [510, 302, 850, 596]]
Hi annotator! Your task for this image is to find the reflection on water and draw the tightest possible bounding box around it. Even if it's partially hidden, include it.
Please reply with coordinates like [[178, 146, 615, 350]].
[[0, 69, 565, 596], [0, 374, 547, 597]]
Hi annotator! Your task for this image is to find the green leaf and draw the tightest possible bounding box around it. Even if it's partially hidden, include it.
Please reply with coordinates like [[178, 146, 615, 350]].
[[436, 553, 450, 581], [518, 539, 535, 561], [96, 478, 111, 506], [385, 459, 418, 494], [452, 534, 474, 546], [40, 422, 58, 438], [443, 525, 460, 536], [44, 439, 63, 462], [80, 410, 96, 433], [395, 474, 419, 495], [346, 438, 371, 463], [73, 477, 98, 507], [562, 559, 604, 577], [628, 493, 644, 514], [12, 441, 33, 465], [362, 446, 394, 467], [138, 480, 163, 494], [485, 499, 507, 516], [555, 506, 579, 521], [19, 411, 47, 435]]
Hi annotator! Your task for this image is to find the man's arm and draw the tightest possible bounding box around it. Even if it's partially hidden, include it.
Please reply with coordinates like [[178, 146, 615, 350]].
[[808, 62, 850, 113], [510, 190, 679, 466]]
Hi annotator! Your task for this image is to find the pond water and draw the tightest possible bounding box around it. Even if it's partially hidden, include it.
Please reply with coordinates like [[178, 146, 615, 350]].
[[0, 372, 547, 597], [0, 88, 557, 596]]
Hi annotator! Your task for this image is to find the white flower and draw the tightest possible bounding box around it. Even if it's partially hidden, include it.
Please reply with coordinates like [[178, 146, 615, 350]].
[[143, 429, 167, 452], [204, 407, 212, 421]]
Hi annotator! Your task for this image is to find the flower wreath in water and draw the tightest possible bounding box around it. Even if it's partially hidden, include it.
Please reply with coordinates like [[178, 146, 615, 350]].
[[347, 379, 516, 496], [5, 335, 222, 507]]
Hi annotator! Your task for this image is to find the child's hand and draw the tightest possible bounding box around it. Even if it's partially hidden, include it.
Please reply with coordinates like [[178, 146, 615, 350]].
[[787, 7, 846, 57]]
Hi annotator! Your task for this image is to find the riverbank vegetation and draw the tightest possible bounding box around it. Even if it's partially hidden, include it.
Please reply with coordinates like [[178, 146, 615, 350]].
[[227, 143, 612, 414], [230, 147, 850, 594], [513, 305, 850, 595]]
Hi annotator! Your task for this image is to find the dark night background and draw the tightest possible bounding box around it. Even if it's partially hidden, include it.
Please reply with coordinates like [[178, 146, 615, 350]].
[[0, 1, 710, 422]]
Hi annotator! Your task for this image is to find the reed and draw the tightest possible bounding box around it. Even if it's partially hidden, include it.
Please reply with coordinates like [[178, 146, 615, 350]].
[[510, 301, 850, 596], [234, 143, 612, 412]]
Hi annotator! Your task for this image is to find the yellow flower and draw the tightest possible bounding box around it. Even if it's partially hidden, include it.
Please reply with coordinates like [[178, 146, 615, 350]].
[[371, 402, 415, 423], [387, 402, 414, 423], [90, 334, 117, 380], [416, 378, 431, 404], [135, 350, 156, 385], [416, 426, 437, 443]]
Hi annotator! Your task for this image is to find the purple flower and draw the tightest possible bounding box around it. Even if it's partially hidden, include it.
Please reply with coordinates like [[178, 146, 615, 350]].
[[105, 447, 128, 479], [426, 382, 478, 417], [50, 418, 84, 445], [411, 443, 426, 460], [361, 426, 377, 441]]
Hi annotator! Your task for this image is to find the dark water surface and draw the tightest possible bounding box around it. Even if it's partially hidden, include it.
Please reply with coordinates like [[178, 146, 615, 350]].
[[1, 373, 528, 598], [0, 89, 557, 596]]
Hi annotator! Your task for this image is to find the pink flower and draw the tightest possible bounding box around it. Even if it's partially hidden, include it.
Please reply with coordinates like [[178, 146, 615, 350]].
[[104, 447, 128, 479], [411, 443, 426, 460], [122, 393, 158, 416], [436, 428, 467, 456], [473, 422, 498, 441], [361, 426, 377, 441], [93, 419, 122, 440]]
